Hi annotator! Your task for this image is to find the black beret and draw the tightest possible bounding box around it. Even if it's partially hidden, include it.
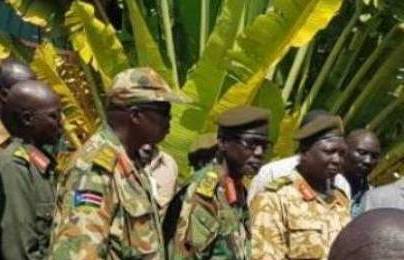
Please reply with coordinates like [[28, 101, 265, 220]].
[[295, 114, 344, 140], [217, 106, 270, 127]]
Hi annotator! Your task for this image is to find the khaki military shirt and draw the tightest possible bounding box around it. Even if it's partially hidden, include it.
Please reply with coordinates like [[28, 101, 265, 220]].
[[50, 127, 164, 259], [0, 138, 56, 260], [144, 150, 178, 217], [173, 163, 249, 259], [250, 170, 350, 260]]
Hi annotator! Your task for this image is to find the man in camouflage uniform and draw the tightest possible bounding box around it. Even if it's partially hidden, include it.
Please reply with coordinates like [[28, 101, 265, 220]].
[[0, 58, 35, 147], [173, 106, 270, 259], [50, 68, 187, 259], [0, 80, 62, 259], [250, 114, 350, 260]]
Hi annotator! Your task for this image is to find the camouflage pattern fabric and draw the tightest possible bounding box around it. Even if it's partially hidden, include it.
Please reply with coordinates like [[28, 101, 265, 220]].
[[172, 163, 250, 259], [50, 126, 164, 259], [0, 138, 56, 260], [250, 171, 350, 260], [108, 67, 189, 105]]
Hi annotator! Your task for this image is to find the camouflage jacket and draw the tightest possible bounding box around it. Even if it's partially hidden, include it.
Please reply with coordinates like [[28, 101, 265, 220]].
[[173, 163, 250, 259], [50, 127, 164, 259], [0, 138, 56, 260], [250, 170, 351, 260]]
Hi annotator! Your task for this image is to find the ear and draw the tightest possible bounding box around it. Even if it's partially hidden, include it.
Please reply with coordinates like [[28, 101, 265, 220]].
[[21, 110, 33, 127], [0, 88, 9, 104]]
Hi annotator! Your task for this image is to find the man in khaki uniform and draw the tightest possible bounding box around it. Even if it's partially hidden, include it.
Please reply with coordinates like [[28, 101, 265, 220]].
[[173, 106, 271, 259], [50, 68, 187, 259], [0, 59, 35, 146], [250, 114, 350, 260]]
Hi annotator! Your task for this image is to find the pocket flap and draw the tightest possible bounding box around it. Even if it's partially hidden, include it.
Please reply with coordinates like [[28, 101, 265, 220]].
[[187, 204, 219, 251]]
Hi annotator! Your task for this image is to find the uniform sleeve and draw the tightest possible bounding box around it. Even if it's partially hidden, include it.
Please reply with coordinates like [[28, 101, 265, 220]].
[[50, 167, 117, 259], [250, 191, 287, 260], [0, 160, 38, 260]]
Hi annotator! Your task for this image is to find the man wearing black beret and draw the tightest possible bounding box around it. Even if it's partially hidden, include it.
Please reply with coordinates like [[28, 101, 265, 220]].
[[250, 114, 350, 260], [172, 106, 270, 259]]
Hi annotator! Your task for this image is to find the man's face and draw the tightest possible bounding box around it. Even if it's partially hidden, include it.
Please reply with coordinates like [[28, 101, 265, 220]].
[[346, 134, 381, 178], [220, 123, 269, 177], [301, 137, 347, 182], [137, 102, 171, 145], [30, 96, 62, 146]]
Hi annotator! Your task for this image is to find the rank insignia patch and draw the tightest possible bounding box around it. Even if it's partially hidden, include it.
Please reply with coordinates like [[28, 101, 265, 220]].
[[74, 190, 103, 208]]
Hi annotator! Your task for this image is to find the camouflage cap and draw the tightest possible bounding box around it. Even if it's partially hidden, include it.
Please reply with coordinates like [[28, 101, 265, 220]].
[[107, 67, 189, 106], [295, 114, 344, 140]]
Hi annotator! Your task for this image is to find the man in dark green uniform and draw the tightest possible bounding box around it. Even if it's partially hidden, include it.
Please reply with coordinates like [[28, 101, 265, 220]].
[[173, 106, 270, 259], [0, 80, 62, 259]]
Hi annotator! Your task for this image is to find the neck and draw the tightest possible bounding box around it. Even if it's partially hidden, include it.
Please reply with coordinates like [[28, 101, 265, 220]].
[[110, 124, 142, 161], [345, 172, 368, 196], [298, 165, 333, 196]]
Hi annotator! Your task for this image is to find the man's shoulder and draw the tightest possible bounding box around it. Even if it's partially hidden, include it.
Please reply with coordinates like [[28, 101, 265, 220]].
[[67, 130, 121, 173], [364, 179, 404, 203], [189, 164, 220, 199]]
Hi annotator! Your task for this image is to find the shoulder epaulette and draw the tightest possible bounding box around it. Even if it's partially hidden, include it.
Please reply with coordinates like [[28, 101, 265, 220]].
[[13, 146, 29, 162], [265, 176, 292, 191], [27, 146, 50, 173], [92, 146, 118, 173], [195, 170, 219, 198]]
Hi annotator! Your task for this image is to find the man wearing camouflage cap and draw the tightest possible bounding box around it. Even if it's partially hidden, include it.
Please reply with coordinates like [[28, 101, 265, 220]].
[[50, 68, 186, 259], [172, 106, 270, 259], [250, 114, 350, 260]]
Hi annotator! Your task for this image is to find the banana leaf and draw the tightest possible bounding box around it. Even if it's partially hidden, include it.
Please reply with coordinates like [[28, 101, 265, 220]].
[[65, 0, 129, 89], [5, 0, 60, 27], [124, 0, 173, 87], [31, 42, 95, 148], [163, 0, 245, 174], [343, 24, 404, 128], [370, 141, 404, 185], [0, 31, 12, 59], [208, 0, 343, 126]]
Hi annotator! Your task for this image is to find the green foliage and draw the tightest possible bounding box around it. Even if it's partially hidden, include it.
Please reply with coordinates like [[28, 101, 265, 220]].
[[4, 0, 404, 183], [65, 0, 129, 89]]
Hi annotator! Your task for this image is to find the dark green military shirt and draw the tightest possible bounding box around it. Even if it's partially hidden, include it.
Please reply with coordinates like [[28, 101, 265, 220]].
[[172, 163, 250, 259], [0, 138, 56, 260]]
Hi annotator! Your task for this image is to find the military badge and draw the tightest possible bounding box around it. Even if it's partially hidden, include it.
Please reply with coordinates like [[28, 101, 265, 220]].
[[74, 190, 103, 208], [196, 171, 218, 198]]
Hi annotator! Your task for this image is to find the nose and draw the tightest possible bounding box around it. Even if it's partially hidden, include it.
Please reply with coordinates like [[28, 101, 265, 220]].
[[363, 154, 372, 165], [331, 153, 343, 166], [253, 145, 264, 156]]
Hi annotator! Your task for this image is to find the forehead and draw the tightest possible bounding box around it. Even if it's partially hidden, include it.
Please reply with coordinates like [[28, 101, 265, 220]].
[[350, 134, 380, 152], [313, 137, 346, 149]]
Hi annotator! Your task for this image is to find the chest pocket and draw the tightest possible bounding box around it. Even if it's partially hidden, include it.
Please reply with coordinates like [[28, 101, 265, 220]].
[[187, 203, 220, 252], [118, 179, 159, 256], [287, 218, 325, 259]]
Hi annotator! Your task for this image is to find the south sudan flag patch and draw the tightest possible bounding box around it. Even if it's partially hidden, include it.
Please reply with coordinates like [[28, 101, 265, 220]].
[[74, 190, 103, 208]]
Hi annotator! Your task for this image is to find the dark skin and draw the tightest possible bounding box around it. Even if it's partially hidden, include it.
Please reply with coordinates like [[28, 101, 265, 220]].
[[329, 208, 404, 260], [107, 101, 171, 161], [344, 130, 381, 195], [2, 80, 62, 148], [218, 123, 269, 180], [0, 59, 35, 113], [298, 136, 347, 195]]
